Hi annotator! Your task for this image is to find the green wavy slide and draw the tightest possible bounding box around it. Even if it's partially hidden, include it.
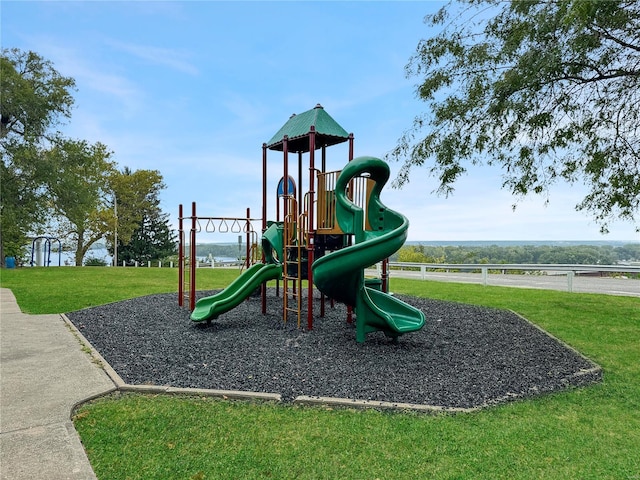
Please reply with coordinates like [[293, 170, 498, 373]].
[[190, 263, 281, 322], [191, 222, 284, 323], [312, 156, 425, 343]]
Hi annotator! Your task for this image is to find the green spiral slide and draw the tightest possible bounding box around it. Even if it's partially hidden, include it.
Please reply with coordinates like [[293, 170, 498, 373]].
[[312, 156, 426, 343], [190, 223, 283, 322]]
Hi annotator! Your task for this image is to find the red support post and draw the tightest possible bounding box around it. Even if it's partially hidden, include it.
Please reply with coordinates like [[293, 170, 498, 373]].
[[245, 207, 251, 269], [262, 144, 267, 235], [348, 133, 354, 161], [178, 204, 184, 306], [307, 126, 316, 330], [283, 136, 289, 219], [298, 151, 303, 216], [382, 258, 389, 293], [282, 136, 289, 321], [190, 201, 197, 311], [262, 144, 268, 315]]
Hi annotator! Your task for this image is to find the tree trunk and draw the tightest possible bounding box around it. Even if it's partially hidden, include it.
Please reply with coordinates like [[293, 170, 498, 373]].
[[75, 230, 84, 266]]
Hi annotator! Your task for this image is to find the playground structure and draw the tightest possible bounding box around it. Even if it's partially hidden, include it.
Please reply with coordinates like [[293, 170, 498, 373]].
[[179, 104, 425, 342], [30, 236, 62, 267]]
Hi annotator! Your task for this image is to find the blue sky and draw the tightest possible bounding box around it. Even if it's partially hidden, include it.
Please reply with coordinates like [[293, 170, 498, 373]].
[[3, 1, 638, 243]]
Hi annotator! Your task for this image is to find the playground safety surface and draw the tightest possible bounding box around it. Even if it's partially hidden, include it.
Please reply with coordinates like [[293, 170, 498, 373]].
[[66, 289, 601, 411]]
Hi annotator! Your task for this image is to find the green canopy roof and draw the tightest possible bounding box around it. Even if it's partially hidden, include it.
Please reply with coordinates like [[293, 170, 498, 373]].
[[266, 104, 350, 152]]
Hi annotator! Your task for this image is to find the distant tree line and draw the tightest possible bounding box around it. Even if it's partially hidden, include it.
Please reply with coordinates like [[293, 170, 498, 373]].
[[395, 244, 640, 265], [195, 243, 246, 260]]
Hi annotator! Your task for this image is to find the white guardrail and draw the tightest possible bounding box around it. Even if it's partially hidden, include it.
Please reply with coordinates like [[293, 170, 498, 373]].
[[384, 262, 640, 292]]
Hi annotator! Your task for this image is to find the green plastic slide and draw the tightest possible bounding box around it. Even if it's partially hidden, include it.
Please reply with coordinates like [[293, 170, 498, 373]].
[[312, 156, 425, 342], [261, 221, 284, 265], [190, 263, 282, 322], [191, 222, 285, 323]]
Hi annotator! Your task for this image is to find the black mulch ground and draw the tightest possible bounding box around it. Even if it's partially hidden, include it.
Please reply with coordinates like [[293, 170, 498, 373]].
[[66, 289, 601, 410]]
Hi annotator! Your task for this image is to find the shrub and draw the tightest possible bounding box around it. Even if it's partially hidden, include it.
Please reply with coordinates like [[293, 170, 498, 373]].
[[84, 257, 107, 267]]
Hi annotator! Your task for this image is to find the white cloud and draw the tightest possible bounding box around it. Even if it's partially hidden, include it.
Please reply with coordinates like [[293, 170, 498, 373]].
[[25, 38, 143, 118], [104, 39, 199, 76]]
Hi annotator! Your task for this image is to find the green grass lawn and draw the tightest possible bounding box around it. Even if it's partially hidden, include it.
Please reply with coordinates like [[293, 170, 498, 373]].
[[0, 266, 237, 313], [2, 267, 639, 479]]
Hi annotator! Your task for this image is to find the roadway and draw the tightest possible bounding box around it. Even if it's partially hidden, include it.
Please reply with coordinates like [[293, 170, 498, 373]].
[[366, 269, 639, 298]]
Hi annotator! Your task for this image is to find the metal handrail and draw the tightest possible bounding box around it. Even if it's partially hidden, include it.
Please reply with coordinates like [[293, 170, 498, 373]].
[[378, 262, 639, 293], [388, 262, 640, 274]]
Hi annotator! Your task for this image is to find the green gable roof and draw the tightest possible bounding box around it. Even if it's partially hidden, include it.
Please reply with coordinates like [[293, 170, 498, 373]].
[[266, 104, 350, 152]]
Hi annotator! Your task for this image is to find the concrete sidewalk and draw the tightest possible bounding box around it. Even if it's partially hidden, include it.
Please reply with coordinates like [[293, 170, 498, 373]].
[[0, 288, 116, 480]]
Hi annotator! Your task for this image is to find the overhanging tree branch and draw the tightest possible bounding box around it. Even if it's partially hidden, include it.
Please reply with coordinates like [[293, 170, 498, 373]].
[[388, 0, 640, 233]]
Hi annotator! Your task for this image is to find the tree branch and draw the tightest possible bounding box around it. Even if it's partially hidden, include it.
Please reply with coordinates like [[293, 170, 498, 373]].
[[556, 69, 640, 84], [590, 25, 640, 53]]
